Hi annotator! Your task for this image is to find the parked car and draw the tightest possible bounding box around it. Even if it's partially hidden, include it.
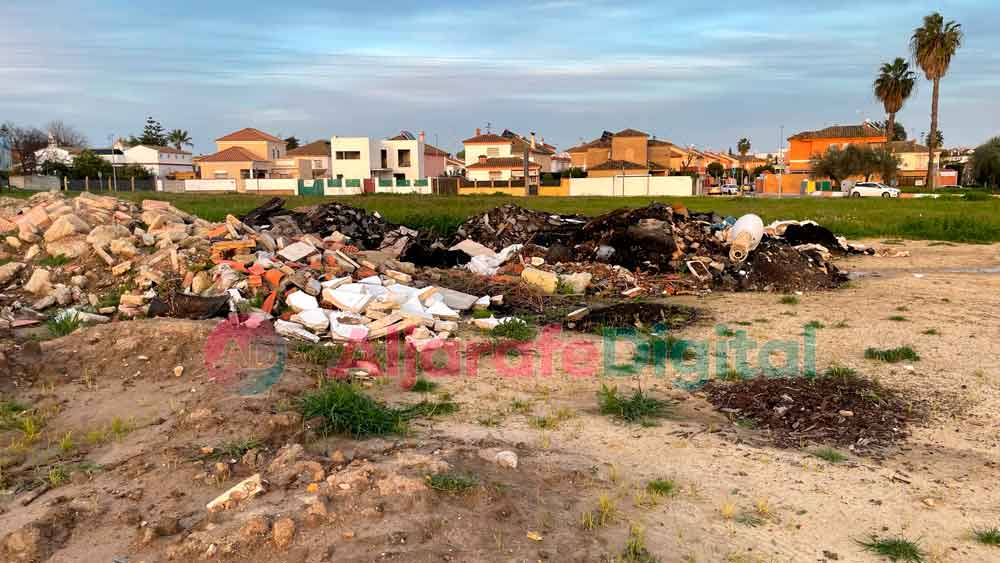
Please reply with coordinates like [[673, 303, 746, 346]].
[[707, 186, 723, 195], [849, 182, 900, 198], [720, 184, 739, 195]]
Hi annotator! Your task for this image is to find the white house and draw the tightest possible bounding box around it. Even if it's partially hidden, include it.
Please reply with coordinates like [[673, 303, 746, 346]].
[[34, 135, 82, 167], [329, 131, 427, 182], [123, 144, 194, 178], [462, 129, 543, 182]]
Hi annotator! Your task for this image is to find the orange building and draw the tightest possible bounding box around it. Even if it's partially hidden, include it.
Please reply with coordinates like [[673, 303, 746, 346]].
[[786, 123, 887, 173]]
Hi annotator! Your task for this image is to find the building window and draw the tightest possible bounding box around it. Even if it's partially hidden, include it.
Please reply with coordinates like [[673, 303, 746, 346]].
[[213, 171, 228, 179], [397, 149, 411, 167], [335, 151, 361, 160], [487, 147, 499, 157], [489, 171, 502, 181], [313, 160, 322, 168], [380, 149, 388, 169]]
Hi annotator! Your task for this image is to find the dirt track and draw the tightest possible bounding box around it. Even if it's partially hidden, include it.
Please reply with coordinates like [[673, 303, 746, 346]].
[[1, 240, 998, 562]]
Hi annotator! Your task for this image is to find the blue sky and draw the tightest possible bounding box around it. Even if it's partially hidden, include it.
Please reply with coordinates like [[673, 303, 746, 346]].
[[2, 1, 998, 155]]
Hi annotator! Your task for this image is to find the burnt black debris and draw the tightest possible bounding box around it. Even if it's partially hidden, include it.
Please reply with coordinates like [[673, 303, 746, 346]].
[[450, 204, 586, 250]]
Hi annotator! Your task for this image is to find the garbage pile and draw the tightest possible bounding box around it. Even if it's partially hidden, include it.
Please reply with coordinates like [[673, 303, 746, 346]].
[[450, 204, 586, 251], [0, 193, 504, 353]]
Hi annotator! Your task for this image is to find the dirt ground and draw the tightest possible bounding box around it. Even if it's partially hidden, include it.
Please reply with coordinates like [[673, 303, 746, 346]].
[[1, 239, 998, 562]]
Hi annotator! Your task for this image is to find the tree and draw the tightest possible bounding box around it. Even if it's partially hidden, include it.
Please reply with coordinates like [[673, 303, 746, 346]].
[[812, 144, 899, 186], [139, 117, 167, 146], [118, 163, 152, 180], [706, 162, 725, 179], [284, 136, 300, 150], [810, 147, 852, 187], [911, 12, 963, 189], [737, 138, 751, 156], [167, 129, 193, 150], [874, 120, 908, 141], [751, 164, 776, 176], [45, 120, 88, 148], [456, 149, 465, 159], [873, 58, 916, 149], [924, 130, 944, 148], [69, 150, 112, 180], [0, 122, 48, 174], [972, 137, 1000, 188]]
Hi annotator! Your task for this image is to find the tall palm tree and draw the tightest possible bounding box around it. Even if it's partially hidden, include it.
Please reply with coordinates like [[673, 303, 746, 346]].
[[873, 58, 916, 145], [737, 138, 751, 156], [167, 129, 193, 150], [911, 12, 962, 189]]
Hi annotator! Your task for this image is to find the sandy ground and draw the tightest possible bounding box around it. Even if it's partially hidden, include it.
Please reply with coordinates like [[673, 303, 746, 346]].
[[1, 240, 998, 562]]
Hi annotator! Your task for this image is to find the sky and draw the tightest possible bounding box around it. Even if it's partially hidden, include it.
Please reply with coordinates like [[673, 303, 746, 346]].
[[2, 1, 998, 156]]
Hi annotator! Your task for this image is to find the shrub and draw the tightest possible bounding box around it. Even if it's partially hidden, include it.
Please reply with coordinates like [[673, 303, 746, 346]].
[[598, 385, 672, 424], [865, 346, 920, 363]]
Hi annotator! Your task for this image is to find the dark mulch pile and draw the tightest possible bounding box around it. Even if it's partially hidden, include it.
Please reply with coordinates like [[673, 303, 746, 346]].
[[703, 374, 925, 450], [567, 302, 699, 333]]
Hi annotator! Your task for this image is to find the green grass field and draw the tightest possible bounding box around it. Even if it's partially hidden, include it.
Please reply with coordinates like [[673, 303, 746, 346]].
[[6, 189, 1000, 242]]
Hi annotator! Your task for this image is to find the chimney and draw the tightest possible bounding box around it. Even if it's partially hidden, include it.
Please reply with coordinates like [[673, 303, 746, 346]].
[[475, 127, 481, 136], [418, 130, 425, 143], [530, 132, 536, 149], [478, 155, 487, 164]]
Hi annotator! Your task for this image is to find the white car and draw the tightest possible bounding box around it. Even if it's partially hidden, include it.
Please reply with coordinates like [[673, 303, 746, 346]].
[[849, 182, 900, 198], [720, 184, 740, 195]]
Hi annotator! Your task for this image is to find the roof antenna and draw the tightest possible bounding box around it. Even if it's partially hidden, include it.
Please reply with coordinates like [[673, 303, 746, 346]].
[[485, 122, 492, 134]]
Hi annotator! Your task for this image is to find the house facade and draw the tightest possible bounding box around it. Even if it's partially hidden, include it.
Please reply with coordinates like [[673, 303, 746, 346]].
[[886, 140, 947, 187], [1, 137, 13, 171], [462, 128, 557, 177], [287, 140, 332, 179], [34, 136, 82, 167], [786, 122, 887, 173], [329, 131, 427, 182], [567, 129, 679, 176], [195, 128, 308, 190], [123, 144, 194, 178]]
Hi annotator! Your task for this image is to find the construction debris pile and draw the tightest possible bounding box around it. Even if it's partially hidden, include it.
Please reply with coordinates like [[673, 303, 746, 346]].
[[2, 193, 871, 347]]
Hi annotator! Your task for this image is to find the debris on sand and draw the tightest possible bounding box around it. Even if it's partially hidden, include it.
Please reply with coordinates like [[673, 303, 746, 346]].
[[704, 373, 924, 450], [450, 203, 586, 251]]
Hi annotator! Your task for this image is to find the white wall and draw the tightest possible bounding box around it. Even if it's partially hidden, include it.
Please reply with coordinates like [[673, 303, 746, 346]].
[[244, 178, 298, 193], [124, 145, 194, 178], [374, 183, 432, 194], [464, 141, 512, 165], [381, 139, 425, 180], [184, 179, 237, 192], [330, 137, 376, 179], [567, 176, 693, 197]]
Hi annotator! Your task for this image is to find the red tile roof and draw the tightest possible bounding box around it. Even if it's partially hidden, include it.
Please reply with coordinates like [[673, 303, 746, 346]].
[[788, 123, 885, 141], [462, 133, 510, 144], [587, 159, 647, 171], [215, 127, 284, 143], [615, 128, 649, 137], [196, 146, 263, 162], [424, 143, 449, 157], [467, 157, 540, 169], [287, 140, 331, 157]]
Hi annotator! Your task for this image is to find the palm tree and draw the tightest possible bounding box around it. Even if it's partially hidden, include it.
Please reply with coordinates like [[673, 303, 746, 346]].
[[737, 138, 751, 156], [873, 58, 916, 147], [167, 129, 193, 150], [911, 12, 963, 189]]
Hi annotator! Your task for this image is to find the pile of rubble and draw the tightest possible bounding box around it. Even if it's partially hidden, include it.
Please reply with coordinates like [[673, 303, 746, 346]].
[[0, 193, 503, 352]]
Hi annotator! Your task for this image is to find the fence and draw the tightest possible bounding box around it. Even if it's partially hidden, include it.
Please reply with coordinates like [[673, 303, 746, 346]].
[[183, 179, 238, 193], [565, 176, 693, 197], [10, 176, 60, 191]]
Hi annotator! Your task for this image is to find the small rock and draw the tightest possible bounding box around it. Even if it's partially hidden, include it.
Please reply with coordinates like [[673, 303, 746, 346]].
[[23, 268, 53, 295], [240, 516, 270, 539], [495, 450, 518, 469], [0, 261, 25, 285], [838, 410, 854, 418], [272, 517, 296, 549]]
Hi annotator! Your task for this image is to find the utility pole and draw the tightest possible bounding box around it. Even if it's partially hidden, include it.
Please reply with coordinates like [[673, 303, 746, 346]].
[[777, 125, 784, 198], [108, 134, 118, 192], [523, 135, 530, 195]]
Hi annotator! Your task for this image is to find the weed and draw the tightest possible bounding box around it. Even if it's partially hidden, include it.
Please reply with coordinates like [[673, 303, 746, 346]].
[[753, 498, 774, 519], [804, 320, 825, 330], [109, 417, 135, 439], [717, 326, 736, 337], [973, 527, 1000, 546], [58, 432, 74, 453], [476, 412, 504, 427], [47, 465, 69, 487], [832, 319, 850, 328], [555, 278, 576, 295], [646, 478, 677, 497], [425, 473, 477, 494], [489, 318, 537, 341], [0, 400, 29, 430], [858, 535, 925, 562], [509, 398, 532, 414], [96, 285, 128, 309], [292, 342, 343, 366], [888, 315, 909, 322], [298, 382, 455, 438], [717, 369, 744, 382], [596, 494, 618, 526], [735, 320, 753, 326], [811, 447, 846, 463], [896, 305, 909, 312], [865, 346, 920, 363], [37, 254, 71, 267], [216, 436, 262, 460], [922, 328, 940, 336], [823, 365, 859, 382], [779, 295, 799, 305], [529, 407, 575, 430], [409, 378, 438, 393], [402, 399, 459, 418], [720, 501, 737, 520], [735, 513, 764, 527], [45, 312, 82, 337], [622, 523, 661, 563], [598, 385, 672, 424], [471, 308, 493, 319]]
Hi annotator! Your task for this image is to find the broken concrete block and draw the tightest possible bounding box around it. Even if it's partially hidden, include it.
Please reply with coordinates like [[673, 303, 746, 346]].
[[293, 309, 329, 333], [278, 241, 316, 262], [191, 271, 213, 294], [286, 291, 320, 313], [24, 268, 53, 295], [561, 272, 592, 294], [86, 224, 131, 247], [566, 307, 590, 321], [0, 262, 25, 285], [449, 239, 496, 258], [426, 300, 460, 320], [324, 289, 372, 313], [206, 473, 265, 512], [521, 267, 558, 294], [474, 295, 490, 310], [43, 214, 90, 242], [46, 239, 90, 259], [384, 269, 412, 284], [109, 238, 139, 258], [111, 261, 132, 276], [433, 320, 458, 333], [274, 319, 320, 343]]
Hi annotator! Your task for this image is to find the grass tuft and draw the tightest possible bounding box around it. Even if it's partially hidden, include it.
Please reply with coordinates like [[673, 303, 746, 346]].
[[298, 382, 407, 438], [621, 523, 661, 563], [37, 254, 71, 267], [779, 295, 800, 305], [858, 535, 925, 562], [811, 447, 846, 463], [409, 378, 438, 393], [865, 346, 920, 363], [888, 315, 909, 322], [973, 527, 1000, 546], [804, 320, 825, 330], [46, 312, 82, 338], [292, 342, 343, 366], [488, 318, 537, 341], [598, 385, 671, 424], [471, 308, 493, 319], [922, 328, 940, 336], [646, 478, 677, 497], [425, 472, 477, 494]]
